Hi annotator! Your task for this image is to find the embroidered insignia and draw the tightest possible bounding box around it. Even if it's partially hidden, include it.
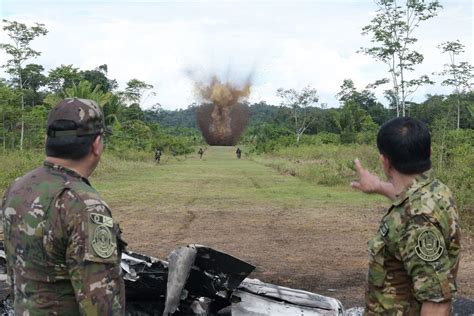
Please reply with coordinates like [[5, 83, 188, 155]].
[[90, 213, 113, 228], [92, 225, 115, 258], [380, 222, 389, 237], [415, 230, 444, 262]]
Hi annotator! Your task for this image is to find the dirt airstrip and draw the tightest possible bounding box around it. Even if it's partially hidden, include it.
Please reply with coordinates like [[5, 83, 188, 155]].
[[111, 170, 474, 310]]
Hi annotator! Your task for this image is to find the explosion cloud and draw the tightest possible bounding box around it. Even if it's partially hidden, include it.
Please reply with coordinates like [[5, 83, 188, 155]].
[[195, 76, 251, 146]]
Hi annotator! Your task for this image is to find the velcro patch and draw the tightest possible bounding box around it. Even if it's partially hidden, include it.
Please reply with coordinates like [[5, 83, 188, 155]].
[[379, 222, 389, 237], [415, 230, 444, 262], [90, 213, 113, 228], [88, 212, 116, 259], [92, 225, 115, 258]]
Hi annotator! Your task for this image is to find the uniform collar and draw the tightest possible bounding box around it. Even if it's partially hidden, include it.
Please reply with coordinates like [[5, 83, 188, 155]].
[[43, 160, 92, 186], [391, 170, 434, 207]]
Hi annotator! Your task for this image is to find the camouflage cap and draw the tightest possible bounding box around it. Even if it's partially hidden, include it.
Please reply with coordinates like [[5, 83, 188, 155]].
[[47, 98, 112, 137]]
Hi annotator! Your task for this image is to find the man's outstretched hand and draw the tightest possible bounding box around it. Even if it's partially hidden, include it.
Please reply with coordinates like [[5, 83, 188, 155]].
[[351, 159, 396, 200]]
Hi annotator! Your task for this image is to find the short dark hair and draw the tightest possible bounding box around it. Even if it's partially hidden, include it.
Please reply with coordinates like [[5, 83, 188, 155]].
[[46, 120, 99, 160], [377, 117, 431, 175]]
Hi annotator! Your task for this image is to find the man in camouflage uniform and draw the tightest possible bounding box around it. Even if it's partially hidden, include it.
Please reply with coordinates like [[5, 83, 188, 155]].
[[351, 117, 460, 315], [155, 148, 162, 163], [1, 98, 125, 314], [236, 147, 242, 159]]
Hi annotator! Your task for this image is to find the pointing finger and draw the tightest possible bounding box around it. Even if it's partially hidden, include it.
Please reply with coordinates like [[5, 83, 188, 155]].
[[354, 158, 364, 174]]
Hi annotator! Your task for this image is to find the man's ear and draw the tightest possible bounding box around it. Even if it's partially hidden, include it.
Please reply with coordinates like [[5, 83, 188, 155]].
[[91, 135, 102, 156], [381, 154, 391, 171]]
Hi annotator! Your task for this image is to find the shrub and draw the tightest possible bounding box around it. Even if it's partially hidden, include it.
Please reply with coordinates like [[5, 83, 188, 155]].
[[261, 144, 382, 186], [0, 150, 44, 192], [255, 135, 474, 231]]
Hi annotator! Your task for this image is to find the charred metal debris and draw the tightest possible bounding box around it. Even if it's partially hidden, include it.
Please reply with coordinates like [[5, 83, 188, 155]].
[[0, 244, 345, 315]]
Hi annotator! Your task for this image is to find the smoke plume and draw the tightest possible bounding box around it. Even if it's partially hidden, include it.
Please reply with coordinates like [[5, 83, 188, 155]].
[[194, 76, 251, 146]]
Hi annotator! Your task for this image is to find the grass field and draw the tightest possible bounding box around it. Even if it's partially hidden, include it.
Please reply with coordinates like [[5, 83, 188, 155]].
[[91, 146, 474, 308], [95, 146, 383, 210]]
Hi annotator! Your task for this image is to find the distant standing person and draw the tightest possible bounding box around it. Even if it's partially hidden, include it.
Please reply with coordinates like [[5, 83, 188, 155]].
[[236, 147, 242, 159], [1, 98, 125, 314], [198, 148, 204, 159], [351, 117, 460, 315], [155, 148, 162, 164]]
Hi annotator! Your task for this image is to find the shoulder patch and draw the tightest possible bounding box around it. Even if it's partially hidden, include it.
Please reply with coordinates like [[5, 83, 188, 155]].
[[415, 229, 444, 262], [89, 213, 116, 259], [90, 213, 113, 228], [379, 222, 389, 237], [91, 225, 115, 258]]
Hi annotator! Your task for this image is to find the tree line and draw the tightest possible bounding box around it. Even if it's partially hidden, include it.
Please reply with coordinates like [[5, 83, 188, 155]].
[[0, 19, 200, 154], [0, 0, 473, 155]]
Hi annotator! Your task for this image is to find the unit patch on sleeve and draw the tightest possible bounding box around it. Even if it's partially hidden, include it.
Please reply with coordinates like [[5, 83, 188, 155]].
[[90, 213, 113, 228], [379, 222, 389, 237], [89, 213, 116, 258], [415, 229, 444, 262]]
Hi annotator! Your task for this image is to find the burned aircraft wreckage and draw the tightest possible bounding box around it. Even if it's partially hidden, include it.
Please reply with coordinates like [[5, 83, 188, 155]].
[[0, 244, 347, 315]]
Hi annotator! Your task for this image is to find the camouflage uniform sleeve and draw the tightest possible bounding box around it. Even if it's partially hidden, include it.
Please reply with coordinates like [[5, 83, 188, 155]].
[[1, 188, 14, 297], [397, 216, 453, 303], [58, 190, 125, 315]]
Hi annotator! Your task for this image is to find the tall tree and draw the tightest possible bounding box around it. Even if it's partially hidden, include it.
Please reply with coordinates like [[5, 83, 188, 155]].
[[337, 79, 390, 125], [122, 79, 155, 106], [0, 19, 48, 150], [360, 0, 441, 117], [436, 40, 474, 129], [81, 64, 118, 93], [19, 63, 47, 106], [63, 80, 113, 107], [276, 86, 320, 143], [0, 79, 20, 150], [47, 64, 82, 93], [335, 80, 379, 143]]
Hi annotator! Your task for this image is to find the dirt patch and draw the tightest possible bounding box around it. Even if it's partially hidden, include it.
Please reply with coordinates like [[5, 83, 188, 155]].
[[113, 202, 474, 309]]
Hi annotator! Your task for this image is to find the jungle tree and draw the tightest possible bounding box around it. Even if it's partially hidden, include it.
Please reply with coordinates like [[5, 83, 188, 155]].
[[360, 0, 441, 117], [436, 40, 474, 129], [0, 19, 48, 150], [276, 86, 320, 143]]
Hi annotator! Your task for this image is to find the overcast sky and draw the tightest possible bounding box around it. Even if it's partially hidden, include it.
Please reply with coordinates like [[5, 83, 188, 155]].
[[0, 0, 472, 110]]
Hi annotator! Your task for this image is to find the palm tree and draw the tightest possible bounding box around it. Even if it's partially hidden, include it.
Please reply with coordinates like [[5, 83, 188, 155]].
[[63, 80, 112, 108]]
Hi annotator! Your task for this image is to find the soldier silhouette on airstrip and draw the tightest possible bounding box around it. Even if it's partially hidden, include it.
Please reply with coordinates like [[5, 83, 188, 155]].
[[155, 148, 162, 164], [236, 147, 242, 159]]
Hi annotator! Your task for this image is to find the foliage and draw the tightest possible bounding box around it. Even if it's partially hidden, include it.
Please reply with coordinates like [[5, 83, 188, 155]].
[[63, 80, 113, 107], [256, 139, 473, 230], [360, 0, 441, 116], [436, 40, 474, 129], [257, 144, 382, 186], [0, 20, 48, 77], [18, 63, 47, 106], [243, 123, 294, 153], [431, 128, 474, 229], [0, 19, 48, 150], [411, 92, 474, 129], [300, 132, 341, 145], [336, 79, 391, 125], [0, 149, 44, 192], [81, 64, 118, 93], [276, 86, 320, 143], [122, 79, 155, 106]]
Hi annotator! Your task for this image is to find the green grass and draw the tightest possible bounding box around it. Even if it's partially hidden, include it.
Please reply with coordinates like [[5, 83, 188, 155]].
[[253, 143, 473, 232], [1, 146, 470, 233], [92, 146, 384, 213]]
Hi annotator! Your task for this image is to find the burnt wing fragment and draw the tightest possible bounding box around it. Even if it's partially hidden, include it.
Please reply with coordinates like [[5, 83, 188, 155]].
[[0, 243, 344, 316]]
